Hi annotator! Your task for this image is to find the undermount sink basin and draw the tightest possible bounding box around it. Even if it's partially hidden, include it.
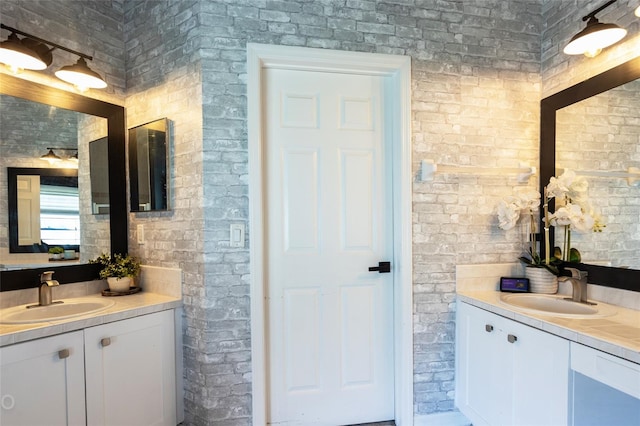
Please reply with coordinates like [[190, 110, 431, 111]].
[[499, 293, 616, 318], [0, 297, 115, 324]]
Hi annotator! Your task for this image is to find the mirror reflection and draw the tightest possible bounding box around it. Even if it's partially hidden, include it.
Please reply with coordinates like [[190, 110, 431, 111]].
[[129, 118, 170, 212], [89, 137, 110, 214], [555, 79, 640, 270], [0, 94, 110, 268], [9, 168, 79, 253]]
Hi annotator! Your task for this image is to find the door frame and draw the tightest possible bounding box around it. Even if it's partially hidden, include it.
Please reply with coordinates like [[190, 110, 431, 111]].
[[247, 43, 413, 425]]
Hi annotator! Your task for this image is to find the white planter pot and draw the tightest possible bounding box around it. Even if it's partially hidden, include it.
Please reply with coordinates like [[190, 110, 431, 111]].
[[107, 276, 132, 293], [525, 267, 558, 294]]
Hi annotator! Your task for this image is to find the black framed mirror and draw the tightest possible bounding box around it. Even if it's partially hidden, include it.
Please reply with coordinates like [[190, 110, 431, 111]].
[[0, 73, 127, 291], [129, 118, 170, 212], [540, 56, 640, 292], [8, 167, 79, 253]]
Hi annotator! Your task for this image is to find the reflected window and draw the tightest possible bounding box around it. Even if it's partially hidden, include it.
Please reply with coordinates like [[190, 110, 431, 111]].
[[40, 183, 80, 246]]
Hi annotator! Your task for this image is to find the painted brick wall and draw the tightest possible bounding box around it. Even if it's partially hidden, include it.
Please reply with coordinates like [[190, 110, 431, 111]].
[[198, 0, 542, 422], [0, 0, 124, 261], [2, 0, 545, 423], [541, 0, 640, 273], [555, 80, 640, 269], [11, 1, 639, 424], [121, 2, 207, 425], [0, 0, 127, 99], [542, 0, 640, 96]]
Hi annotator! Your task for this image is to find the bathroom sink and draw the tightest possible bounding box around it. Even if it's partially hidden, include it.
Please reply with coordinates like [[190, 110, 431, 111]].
[[0, 298, 115, 324], [499, 293, 616, 318]]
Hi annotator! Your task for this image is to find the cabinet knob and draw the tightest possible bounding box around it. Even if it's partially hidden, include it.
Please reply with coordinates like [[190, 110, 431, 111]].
[[507, 334, 518, 343], [485, 324, 494, 332], [58, 349, 70, 359], [101, 337, 111, 347]]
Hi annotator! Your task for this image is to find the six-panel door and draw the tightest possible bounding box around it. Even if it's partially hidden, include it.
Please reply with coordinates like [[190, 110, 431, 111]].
[[264, 68, 395, 424]]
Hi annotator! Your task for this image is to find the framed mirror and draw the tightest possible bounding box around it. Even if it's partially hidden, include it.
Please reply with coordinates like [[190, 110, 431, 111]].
[[8, 167, 79, 253], [129, 118, 170, 212], [0, 73, 127, 291], [540, 56, 640, 292], [89, 137, 110, 214]]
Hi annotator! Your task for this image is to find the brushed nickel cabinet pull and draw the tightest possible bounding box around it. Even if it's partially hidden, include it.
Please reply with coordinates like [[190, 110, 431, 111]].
[[508, 334, 518, 343], [485, 324, 494, 332], [101, 337, 111, 347], [58, 349, 70, 359]]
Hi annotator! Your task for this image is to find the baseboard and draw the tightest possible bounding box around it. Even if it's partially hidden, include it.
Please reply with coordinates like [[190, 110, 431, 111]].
[[413, 411, 471, 426]]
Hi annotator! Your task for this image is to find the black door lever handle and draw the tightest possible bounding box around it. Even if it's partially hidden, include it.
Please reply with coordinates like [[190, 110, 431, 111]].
[[368, 261, 391, 273]]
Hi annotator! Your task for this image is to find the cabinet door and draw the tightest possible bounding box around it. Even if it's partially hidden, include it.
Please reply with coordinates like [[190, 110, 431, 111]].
[[456, 301, 507, 426], [505, 318, 569, 426], [0, 331, 85, 426], [84, 310, 176, 426], [456, 301, 570, 426]]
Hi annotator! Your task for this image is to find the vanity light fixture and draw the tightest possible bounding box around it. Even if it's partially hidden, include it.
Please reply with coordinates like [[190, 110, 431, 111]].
[[0, 32, 51, 72], [40, 148, 62, 164], [40, 147, 78, 164], [563, 0, 627, 57], [55, 57, 107, 91], [0, 23, 107, 90]]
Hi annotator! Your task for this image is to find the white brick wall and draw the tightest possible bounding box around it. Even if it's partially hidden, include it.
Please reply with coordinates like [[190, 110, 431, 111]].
[[541, 0, 640, 271], [542, 0, 640, 95], [3, 0, 638, 424], [198, 0, 543, 420]]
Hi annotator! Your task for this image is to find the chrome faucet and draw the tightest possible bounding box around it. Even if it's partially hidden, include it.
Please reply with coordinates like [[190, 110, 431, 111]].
[[38, 271, 60, 306], [559, 267, 592, 304]]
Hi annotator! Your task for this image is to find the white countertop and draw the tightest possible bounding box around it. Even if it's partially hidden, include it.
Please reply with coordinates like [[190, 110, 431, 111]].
[[0, 291, 182, 347], [457, 290, 640, 364]]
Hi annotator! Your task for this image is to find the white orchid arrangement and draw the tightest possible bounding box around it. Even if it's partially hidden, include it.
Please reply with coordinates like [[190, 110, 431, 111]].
[[497, 187, 560, 274], [496, 187, 541, 231], [497, 169, 605, 274], [544, 169, 605, 263]]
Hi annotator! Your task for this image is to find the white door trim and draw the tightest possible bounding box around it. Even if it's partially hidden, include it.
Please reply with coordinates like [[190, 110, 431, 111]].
[[247, 43, 413, 426]]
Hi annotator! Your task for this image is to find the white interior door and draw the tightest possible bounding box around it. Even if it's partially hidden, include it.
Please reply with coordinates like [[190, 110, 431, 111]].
[[16, 175, 41, 245], [265, 68, 394, 425]]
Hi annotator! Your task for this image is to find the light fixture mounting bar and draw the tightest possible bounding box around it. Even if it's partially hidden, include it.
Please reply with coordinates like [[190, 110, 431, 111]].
[[582, 0, 617, 21], [0, 23, 93, 61]]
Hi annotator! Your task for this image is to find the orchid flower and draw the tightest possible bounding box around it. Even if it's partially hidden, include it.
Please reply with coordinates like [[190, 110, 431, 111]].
[[546, 169, 589, 201], [497, 199, 521, 230]]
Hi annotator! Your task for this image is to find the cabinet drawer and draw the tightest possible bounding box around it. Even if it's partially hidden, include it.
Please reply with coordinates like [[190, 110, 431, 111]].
[[571, 342, 640, 399]]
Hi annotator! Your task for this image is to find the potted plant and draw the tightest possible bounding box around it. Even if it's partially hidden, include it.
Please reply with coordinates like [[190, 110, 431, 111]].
[[544, 169, 605, 263], [497, 187, 562, 293], [48, 246, 65, 260], [90, 253, 141, 293], [496, 170, 605, 293]]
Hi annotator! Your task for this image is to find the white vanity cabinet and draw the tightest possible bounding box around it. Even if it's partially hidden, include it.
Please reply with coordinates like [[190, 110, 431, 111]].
[[0, 331, 86, 426], [570, 342, 640, 426], [85, 309, 176, 426], [456, 301, 570, 426], [0, 310, 176, 426]]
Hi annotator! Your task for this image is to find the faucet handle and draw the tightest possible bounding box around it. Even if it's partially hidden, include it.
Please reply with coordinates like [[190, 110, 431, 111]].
[[40, 271, 55, 282], [563, 267, 588, 281], [40, 271, 59, 287]]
